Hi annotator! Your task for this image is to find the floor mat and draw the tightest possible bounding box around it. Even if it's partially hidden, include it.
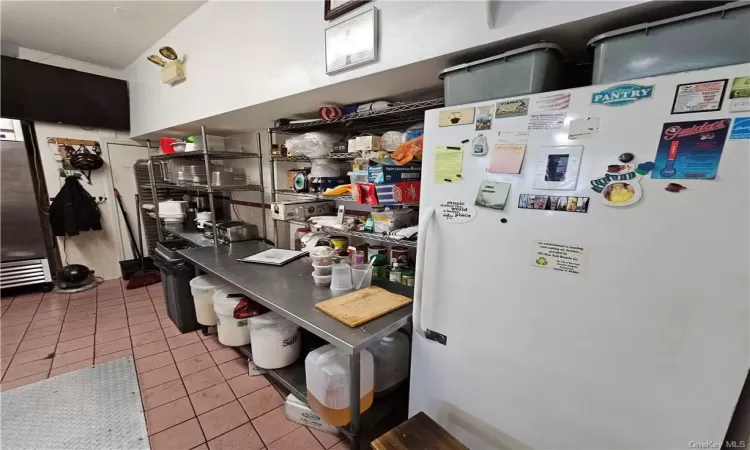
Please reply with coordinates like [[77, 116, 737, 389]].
[[0, 356, 149, 450]]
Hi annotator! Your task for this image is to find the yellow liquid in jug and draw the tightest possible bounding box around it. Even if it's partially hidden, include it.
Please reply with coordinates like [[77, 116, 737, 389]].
[[307, 390, 374, 426]]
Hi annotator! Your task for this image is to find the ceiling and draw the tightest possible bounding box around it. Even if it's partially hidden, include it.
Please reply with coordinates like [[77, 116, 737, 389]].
[[0, 1, 204, 69]]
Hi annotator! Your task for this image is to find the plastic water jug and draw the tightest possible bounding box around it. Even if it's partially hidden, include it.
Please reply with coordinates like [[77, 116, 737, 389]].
[[305, 344, 374, 426], [368, 332, 410, 396]]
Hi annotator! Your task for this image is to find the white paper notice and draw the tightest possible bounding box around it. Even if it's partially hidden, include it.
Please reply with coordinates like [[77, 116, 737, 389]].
[[671, 80, 727, 114], [531, 240, 588, 275], [497, 130, 529, 145], [532, 92, 571, 112], [568, 117, 600, 139], [529, 113, 566, 130]]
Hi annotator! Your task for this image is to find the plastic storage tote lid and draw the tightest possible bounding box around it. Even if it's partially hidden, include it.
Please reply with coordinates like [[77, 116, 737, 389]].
[[249, 311, 290, 326], [190, 274, 226, 290], [587, 2, 750, 47], [212, 288, 243, 316], [438, 43, 563, 79]]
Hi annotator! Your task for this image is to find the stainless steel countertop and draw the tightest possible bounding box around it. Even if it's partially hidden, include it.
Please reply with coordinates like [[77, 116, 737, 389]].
[[178, 242, 413, 354]]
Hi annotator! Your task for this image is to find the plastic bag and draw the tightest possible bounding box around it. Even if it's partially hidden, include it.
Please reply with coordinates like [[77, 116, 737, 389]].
[[286, 132, 342, 158], [392, 135, 423, 166]]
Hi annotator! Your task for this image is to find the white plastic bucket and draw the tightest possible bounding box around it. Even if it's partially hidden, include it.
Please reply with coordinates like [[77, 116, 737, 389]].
[[190, 275, 227, 326], [213, 288, 251, 346], [249, 312, 301, 369]]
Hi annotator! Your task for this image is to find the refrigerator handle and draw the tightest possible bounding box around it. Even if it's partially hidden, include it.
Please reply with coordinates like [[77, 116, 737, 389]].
[[413, 206, 435, 337]]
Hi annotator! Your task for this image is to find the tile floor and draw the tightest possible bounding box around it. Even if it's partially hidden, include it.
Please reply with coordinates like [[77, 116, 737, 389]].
[[0, 279, 350, 450]]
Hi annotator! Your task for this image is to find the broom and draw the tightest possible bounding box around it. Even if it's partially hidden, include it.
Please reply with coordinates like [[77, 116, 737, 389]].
[[126, 194, 161, 289]]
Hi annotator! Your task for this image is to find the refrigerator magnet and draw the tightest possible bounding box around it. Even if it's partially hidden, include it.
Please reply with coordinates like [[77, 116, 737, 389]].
[[475, 180, 511, 210], [475, 105, 494, 131], [439, 107, 475, 127], [532, 145, 583, 190], [590, 158, 653, 208], [438, 200, 476, 223]]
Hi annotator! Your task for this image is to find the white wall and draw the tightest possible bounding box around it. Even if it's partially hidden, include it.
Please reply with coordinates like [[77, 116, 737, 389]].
[[35, 124, 145, 280], [1, 43, 122, 79], [124, 1, 641, 137]]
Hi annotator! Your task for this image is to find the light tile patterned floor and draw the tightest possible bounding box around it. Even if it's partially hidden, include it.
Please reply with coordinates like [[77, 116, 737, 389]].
[[0, 279, 350, 450]]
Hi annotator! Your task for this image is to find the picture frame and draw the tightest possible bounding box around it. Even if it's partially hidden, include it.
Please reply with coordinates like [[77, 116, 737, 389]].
[[325, 6, 379, 75], [325, 0, 371, 21]]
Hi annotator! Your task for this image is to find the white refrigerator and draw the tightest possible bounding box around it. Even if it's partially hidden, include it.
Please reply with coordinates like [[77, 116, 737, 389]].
[[411, 63, 750, 449]]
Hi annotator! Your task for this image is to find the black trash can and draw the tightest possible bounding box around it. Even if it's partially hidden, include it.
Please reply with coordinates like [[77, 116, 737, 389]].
[[152, 252, 201, 333]]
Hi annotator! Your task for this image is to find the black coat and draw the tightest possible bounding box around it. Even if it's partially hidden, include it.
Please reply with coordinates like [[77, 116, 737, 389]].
[[49, 176, 102, 237]]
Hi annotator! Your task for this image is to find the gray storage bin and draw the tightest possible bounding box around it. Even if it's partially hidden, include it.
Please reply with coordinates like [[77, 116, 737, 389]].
[[439, 43, 564, 107], [588, 2, 750, 84]]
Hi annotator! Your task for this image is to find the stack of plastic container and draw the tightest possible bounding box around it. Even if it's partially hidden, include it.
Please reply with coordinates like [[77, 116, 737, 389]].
[[310, 247, 335, 287]]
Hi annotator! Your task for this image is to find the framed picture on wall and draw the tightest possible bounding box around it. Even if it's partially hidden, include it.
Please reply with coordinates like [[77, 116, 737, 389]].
[[325, 0, 371, 21], [325, 6, 379, 75]]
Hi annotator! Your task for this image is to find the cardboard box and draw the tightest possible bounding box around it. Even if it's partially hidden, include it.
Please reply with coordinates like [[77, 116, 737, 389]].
[[375, 181, 421, 205], [285, 394, 339, 435], [354, 135, 381, 152], [367, 165, 422, 184]]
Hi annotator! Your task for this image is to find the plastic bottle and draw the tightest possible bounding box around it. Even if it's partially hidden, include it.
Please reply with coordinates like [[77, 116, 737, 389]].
[[305, 345, 374, 426], [370, 254, 387, 280], [368, 332, 410, 397]]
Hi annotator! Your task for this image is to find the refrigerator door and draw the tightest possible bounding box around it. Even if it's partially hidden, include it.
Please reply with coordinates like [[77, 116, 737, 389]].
[[411, 64, 749, 449], [0, 140, 49, 262]]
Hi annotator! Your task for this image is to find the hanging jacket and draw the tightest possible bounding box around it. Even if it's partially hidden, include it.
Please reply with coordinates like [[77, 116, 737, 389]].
[[49, 176, 102, 236]]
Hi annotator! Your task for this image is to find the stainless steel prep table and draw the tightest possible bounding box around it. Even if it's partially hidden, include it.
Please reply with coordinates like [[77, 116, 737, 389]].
[[177, 241, 413, 449]]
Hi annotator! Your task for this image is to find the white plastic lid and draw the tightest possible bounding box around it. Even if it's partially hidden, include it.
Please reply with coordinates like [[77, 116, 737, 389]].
[[212, 288, 242, 316], [190, 274, 226, 291], [310, 247, 335, 257], [249, 311, 291, 326]]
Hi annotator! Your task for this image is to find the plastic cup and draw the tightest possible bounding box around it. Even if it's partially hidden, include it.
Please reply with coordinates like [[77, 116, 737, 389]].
[[330, 263, 353, 291], [351, 264, 372, 289]]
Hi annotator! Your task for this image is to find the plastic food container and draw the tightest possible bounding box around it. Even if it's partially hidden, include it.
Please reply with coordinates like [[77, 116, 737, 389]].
[[305, 345, 374, 426], [588, 2, 750, 84], [312, 273, 332, 287], [249, 312, 301, 369], [213, 288, 251, 346], [348, 171, 368, 202], [439, 43, 564, 106], [190, 275, 228, 326], [368, 333, 410, 396], [312, 264, 333, 276], [310, 247, 335, 266]]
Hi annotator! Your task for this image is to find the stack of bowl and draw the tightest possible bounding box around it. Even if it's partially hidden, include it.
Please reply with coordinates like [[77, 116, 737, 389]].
[[310, 247, 335, 286]]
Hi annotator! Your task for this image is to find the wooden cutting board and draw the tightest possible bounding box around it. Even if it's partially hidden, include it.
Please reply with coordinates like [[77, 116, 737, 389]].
[[316, 286, 412, 327]]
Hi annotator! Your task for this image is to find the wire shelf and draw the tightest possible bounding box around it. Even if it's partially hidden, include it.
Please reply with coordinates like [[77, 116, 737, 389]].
[[149, 151, 261, 161], [143, 183, 263, 193], [274, 189, 355, 202], [269, 98, 444, 134], [270, 153, 358, 162]]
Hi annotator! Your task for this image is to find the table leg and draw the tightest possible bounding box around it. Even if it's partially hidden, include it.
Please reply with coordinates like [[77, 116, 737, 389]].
[[194, 266, 201, 277], [349, 352, 361, 450]]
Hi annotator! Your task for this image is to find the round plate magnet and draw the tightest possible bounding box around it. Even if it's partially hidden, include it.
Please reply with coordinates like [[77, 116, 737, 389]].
[[618, 152, 635, 163]]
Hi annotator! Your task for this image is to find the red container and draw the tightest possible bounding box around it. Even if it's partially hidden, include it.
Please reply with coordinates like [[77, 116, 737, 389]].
[[160, 137, 177, 154]]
